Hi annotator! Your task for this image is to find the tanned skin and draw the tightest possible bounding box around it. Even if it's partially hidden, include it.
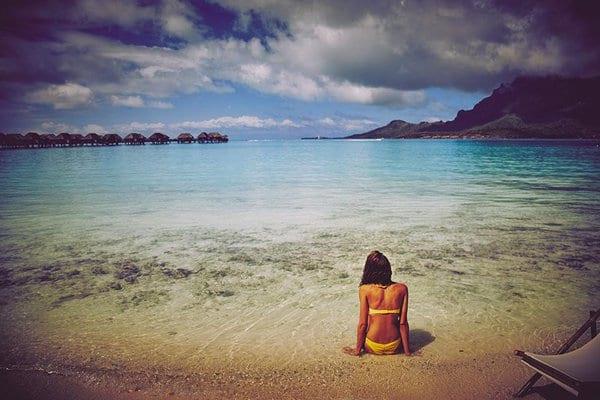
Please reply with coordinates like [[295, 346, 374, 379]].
[[343, 282, 410, 356]]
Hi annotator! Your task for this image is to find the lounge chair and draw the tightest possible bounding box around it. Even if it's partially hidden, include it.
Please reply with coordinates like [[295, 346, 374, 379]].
[[514, 309, 600, 399]]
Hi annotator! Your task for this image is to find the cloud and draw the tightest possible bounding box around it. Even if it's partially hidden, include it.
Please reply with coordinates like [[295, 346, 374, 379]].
[[40, 121, 80, 133], [172, 115, 303, 130], [110, 95, 144, 108], [34, 114, 378, 136], [3, 0, 600, 116], [75, 0, 155, 28], [217, 0, 600, 91], [148, 100, 174, 109], [316, 117, 379, 131], [110, 95, 174, 109], [82, 124, 109, 133], [116, 121, 167, 133], [159, 0, 202, 40], [26, 83, 93, 109]]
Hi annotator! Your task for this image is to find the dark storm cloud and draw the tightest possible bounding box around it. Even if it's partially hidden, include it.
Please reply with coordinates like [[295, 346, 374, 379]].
[[0, 0, 598, 111], [217, 0, 600, 91]]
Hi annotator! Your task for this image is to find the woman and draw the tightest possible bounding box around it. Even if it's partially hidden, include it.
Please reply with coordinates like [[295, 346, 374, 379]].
[[343, 251, 410, 356]]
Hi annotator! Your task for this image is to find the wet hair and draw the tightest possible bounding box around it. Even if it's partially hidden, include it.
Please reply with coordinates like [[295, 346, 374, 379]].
[[359, 250, 393, 286]]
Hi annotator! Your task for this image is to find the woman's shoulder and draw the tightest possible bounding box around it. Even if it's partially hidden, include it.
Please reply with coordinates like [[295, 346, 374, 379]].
[[391, 282, 408, 292], [360, 282, 407, 291]]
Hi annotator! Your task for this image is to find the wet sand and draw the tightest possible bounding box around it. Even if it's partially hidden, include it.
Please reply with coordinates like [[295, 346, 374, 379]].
[[1, 350, 576, 400]]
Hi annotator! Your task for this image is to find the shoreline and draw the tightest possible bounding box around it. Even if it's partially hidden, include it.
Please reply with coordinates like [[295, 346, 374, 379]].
[[1, 350, 573, 400]]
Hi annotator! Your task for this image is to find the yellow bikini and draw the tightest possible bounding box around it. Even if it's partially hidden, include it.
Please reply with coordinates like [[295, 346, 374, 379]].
[[365, 308, 402, 355]]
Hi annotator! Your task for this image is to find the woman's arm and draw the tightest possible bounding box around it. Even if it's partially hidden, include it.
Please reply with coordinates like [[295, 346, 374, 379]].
[[352, 286, 369, 355], [399, 285, 410, 355]]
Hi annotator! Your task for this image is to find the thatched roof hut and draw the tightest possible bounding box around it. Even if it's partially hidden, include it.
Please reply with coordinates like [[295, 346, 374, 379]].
[[148, 132, 170, 144], [84, 133, 102, 145], [124, 132, 146, 145], [24, 132, 40, 141], [208, 132, 225, 143], [5, 133, 24, 148], [177, 132, 194, 143], [22, 132, 41, 147], [197, 132, 209, 143], [102, 133, 122, 145], [39, 133, 56, 147], [70, 133, 84, 146]]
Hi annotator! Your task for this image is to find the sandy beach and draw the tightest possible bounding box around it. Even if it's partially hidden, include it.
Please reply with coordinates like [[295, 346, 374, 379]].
[[1, 347, 578, 400]]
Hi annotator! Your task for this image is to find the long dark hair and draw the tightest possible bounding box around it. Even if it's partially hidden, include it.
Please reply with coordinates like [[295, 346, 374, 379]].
[[360, 250, 393, 286]]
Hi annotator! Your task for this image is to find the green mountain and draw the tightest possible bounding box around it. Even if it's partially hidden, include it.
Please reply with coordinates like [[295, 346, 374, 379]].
[[347, 76, 600, 139]]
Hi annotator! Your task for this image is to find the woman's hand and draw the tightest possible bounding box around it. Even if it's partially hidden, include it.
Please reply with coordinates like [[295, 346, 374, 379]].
[[342, 346, 361, 356]]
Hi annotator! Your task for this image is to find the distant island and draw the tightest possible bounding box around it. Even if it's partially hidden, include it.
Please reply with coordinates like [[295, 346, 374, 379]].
[[347, 75, 600, 139]]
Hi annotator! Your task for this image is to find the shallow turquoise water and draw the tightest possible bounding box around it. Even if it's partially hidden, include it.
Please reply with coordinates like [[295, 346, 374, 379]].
[[0, 139, 599, 368]]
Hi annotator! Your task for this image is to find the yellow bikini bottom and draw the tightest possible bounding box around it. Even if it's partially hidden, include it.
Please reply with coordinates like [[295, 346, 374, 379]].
[[365, 337, 401, 355]]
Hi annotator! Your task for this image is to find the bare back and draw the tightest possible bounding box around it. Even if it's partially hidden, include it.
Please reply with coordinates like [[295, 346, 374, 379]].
[[360, 283, 408, 344]]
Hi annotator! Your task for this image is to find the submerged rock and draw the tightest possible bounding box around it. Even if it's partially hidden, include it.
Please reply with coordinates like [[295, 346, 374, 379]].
[[91, 266, 108, 275], [115, 263, 141, 283], [162, 267, 193, 279]]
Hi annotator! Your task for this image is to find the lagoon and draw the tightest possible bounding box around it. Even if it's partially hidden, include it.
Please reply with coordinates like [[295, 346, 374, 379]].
[[1, 139, 599, 396]]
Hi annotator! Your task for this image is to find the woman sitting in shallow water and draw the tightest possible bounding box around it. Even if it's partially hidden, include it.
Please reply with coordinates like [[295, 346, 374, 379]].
[[343, 251, 411, 356]]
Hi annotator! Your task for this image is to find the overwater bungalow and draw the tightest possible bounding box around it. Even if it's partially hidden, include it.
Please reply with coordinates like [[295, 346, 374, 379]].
[[70, 133, 85, 146], [4, 133, 24, 148], [177, 133, 194, 143], [24, 132, 41, 147], [0, 133, 10, 148], [148, 132, 170, 144], [208, 132, 229, 143], [197, 132, 209, 143], [124, 132, 146, 145], [84, 133, 102, 146], [102, 133, 122, 145], [2, 130, 229, 150], [40, 133, 57, 147], [56, 132, 71, 147]]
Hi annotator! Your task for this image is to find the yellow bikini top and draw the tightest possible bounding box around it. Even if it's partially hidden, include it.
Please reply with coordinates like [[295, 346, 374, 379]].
[[369, 308, 401, 315], [368, 284, 401, 315]]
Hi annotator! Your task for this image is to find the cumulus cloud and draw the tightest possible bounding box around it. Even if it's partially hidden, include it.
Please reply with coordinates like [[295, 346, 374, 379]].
[[217, 0, 600, 90], [75, 0, 155, 28], [27, 83, 93, 109], [3, 0, 600, 115], [316, 117, 379, 131], [34, 114, 377, 136], [110, 95, 145, 108], [40, 121, 80, 133], [116, 121, 167, 133], [82, 124, 109, 133], [110, 95, 173, 109], [172, 115, 303, 130], [148, 100, 174, 109]]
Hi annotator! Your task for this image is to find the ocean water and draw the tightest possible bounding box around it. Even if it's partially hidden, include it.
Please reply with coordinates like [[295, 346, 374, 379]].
[[0, 139, 599, 371]]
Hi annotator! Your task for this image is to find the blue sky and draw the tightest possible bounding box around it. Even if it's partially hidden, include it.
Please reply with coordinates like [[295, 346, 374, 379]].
[[2, 0, 597, 139]]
